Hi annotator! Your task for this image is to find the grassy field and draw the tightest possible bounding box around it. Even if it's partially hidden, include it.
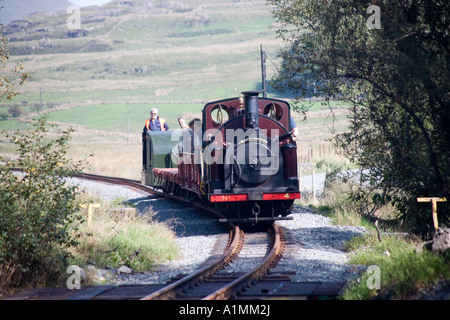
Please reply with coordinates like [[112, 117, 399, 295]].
[[0, 0, 351, 179]]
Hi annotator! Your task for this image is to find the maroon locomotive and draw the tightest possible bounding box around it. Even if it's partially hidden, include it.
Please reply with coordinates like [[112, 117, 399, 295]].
[[142, 91, 300, 223]]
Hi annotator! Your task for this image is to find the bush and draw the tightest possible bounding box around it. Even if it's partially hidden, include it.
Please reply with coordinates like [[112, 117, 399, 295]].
[[0, 115, 86, 295]]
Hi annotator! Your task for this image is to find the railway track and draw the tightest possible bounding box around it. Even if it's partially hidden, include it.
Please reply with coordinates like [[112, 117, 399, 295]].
[[6, 171, 347, 300], [76, 173, 288, 300], [141, 224, 284, 300]]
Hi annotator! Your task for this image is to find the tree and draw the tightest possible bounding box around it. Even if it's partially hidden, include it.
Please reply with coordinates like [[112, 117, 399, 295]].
[[0, 116, 86, 294], [0, 21, 29, 101], [269, 0, 449, 233]]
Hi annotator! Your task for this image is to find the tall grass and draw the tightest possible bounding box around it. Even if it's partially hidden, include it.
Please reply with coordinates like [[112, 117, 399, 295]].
[[342, 235, 450, 300], [300, 161, 450, 300], [299, 158, 376, 229], [68, 194, 180, 274]]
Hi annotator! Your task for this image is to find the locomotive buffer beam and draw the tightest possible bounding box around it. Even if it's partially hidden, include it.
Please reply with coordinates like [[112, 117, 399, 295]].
[[219, 216, 293, 223]]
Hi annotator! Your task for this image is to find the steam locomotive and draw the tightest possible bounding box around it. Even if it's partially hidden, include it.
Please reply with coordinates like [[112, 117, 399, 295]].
[[142, 91, 300, 223]]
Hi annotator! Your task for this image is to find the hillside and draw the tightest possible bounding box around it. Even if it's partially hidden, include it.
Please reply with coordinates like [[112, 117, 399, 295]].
[[0, 0, 349, 178], [1, 0, 285, 129]]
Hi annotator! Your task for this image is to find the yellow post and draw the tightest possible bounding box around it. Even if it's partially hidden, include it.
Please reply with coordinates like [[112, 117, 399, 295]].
[[416, 197, 447, 231], [80, 203, 101, 227]]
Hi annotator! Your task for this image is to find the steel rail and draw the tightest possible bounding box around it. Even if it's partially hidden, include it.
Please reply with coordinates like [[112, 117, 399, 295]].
[[140, 224, 243, 300], [68, 172, 248, 300], [73, 173, 286, 300], [203, 223, 284, 300], [7, 170, 294, 300], [73, 172, 160, 195]]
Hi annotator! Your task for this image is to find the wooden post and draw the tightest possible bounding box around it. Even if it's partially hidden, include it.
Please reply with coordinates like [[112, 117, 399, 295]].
[[80, 203, 101, 227], [312, 166, 316, 199], [416, 197, 447, 231]]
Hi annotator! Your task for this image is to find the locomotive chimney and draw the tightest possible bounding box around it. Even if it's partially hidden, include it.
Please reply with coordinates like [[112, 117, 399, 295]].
[[242, 91, 260, 130]]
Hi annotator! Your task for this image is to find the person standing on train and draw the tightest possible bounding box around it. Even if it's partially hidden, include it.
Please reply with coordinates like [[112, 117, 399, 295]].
[[178, 116, 189, 129], [290, 116, 298, 138], [143, 108, 169, 133]]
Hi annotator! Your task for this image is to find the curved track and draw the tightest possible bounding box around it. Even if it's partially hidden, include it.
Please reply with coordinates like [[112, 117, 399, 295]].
[[6, 170, 347, 300], [74, 172, 286, 300], [203, 224, 285, 300], [140, 225, 243, 300]]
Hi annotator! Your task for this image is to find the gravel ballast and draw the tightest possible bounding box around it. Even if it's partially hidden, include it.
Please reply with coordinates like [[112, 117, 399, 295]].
[[70, 179, 368, 285], [275, 206, 368, 282]]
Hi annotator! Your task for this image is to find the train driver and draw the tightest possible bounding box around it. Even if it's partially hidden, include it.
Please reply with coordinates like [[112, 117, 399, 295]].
[[143, 108, 169, 133], [290, 116, 298, 139]]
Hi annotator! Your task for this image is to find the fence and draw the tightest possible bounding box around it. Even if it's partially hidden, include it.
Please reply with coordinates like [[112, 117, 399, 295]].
[[297, 142, 342, 163]]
